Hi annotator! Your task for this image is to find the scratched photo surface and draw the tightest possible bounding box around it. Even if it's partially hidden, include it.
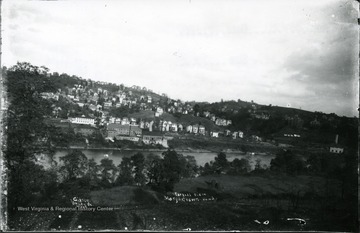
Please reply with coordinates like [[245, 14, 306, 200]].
[[1, 0, 358, 231]]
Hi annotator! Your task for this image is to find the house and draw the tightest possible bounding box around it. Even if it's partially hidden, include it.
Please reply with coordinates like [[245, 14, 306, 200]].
[[96, 104, 102, 111], [155, 107, 164, 117], [238, 131, 244, 138], [215, 118, 227, 126], [171, 123, 178, 132], [147, 96, 152, 103], [130, 118, 137, 125], [210, 115, 216, 122], [115, 135, 140, 142], [252, 135, 262, 142], [203, 111, 211, 118], [225, 130, 231, 136], [178, 124, 183, 131], [149, 121, 154, 132], [329, 147, 344, 154], [232, 132, 238, 139], [73, 125, 96, 137], [89, 104, 97, 111], [41, 92, 59, 101], [160, 120, 166, 131], [69, 117, 95, 125], [109, 117, 116, 124], [310, 118, 321, 127], [253, 113, 270, 120], [104, 101, 112, 109], [166, 121, 172, 132], [115, 118, 121, 124], [211, 132, 219, 138], [121, 117, 130, 125], [142, 132, 166, 146], [198, 125, 205, 135], [52, 106, 62, 117], [91, 96, 99, 102], [186, 125, 193, 133], [115, 102, 122, 108], [144, 121, 150, 129], [192, 124, 199, 134], [107, 124, 142, 138], [139, 120, 145, 129], [226, 120, 232, 125], [168, 106, 176, 113]]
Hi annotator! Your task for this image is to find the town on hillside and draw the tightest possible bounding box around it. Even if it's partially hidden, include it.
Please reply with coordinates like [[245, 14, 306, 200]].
[[35, 69, 354, 155]]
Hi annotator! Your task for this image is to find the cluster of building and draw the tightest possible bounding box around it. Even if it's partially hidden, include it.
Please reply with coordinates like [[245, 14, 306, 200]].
[[105, 123, 173, 147], [202, 111, 232, 126], [283, 133, 301, 138]]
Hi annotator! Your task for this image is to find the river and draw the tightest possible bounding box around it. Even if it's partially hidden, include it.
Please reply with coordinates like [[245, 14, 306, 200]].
[[49, 149, 275, 169]]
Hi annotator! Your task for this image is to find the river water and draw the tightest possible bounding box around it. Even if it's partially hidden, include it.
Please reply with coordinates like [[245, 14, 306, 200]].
[[51, 149, 275, 169]]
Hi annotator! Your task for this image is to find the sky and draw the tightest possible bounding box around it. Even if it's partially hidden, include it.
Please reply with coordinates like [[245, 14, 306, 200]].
[[2, 0, 359, 117]]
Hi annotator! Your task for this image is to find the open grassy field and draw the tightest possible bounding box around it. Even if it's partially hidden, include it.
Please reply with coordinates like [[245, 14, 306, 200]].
[[90, 186, 162, 206], [9, 174, 354, 231], [174, 174, 338, 198]]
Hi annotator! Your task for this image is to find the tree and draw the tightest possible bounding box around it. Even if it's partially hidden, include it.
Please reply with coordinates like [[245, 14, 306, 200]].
[[270, 150, 306, 175], [228, 158, 251, 175], [60, 150, 88, 180], [116, 157, 134, 186], [131, 153, 146, 186], [99, 158, 117, 187], [145, 154, 163, 187], [159, 149, 183, 192], [193, 104, 201, 115], [183, 155, 199, 178], [85, 158, 100, 190], [201, 162, 215, 175], [213, 152, 229, 174], [4, 63, 58, 213], [254, 159, 262, 171]]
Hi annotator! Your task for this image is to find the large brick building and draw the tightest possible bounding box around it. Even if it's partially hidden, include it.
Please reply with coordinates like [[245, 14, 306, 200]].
[[107, 124, 142, 138]]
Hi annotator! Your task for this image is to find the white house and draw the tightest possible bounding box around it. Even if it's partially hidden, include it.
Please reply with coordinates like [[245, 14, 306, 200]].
[[232, 132, 238, 139], [192, 124, 199, 134], [330, 147, 344, 154], [171, 123, 178, 132], [198, 125, 205, 135], [121, 117, 130, 125], [186, 125, 193, 133], [69, 117, 95, 125], [238, 131, 244, 138]]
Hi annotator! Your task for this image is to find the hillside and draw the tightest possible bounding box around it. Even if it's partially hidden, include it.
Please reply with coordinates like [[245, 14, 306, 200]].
[[40, 68, 357, 149]]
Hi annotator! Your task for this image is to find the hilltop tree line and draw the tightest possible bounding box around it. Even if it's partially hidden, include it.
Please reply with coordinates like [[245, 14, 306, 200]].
[[192, 101, 357, 146]]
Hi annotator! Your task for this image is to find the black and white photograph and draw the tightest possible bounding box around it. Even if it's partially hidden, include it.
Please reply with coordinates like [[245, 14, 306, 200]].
[[0, 0, 359, 231]]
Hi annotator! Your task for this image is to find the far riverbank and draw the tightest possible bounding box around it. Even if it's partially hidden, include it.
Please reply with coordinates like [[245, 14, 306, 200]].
[[54, 146, 248, 154]]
